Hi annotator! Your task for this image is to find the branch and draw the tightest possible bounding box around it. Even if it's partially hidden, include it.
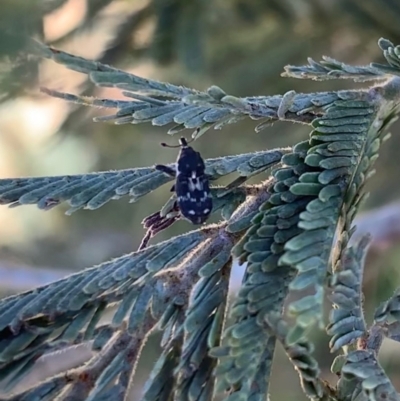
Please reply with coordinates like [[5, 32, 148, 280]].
[[283, 37, 400, 82], [283, 57, 385, 82], [28, 41, 381, 134], [0, 228, 212, 372], [0, 173, 273, 397], [282, 78, 400, 343], [212, 77, 400, 400], [2, 227, 237, 399], [0, 149, 284, 214], [266, 314, 334, 400], [3, 198, 400, 293], [339, 350, 400, 401], [327, 235, 369, 353], [375, 286, 400, 329], [142, 233, 234, 401], [5, 36, 400, 401], [371, 38, 400, 78], [41, 85, 374, 134], [0, 211, 245, 397], [6, 318, 155, 401]]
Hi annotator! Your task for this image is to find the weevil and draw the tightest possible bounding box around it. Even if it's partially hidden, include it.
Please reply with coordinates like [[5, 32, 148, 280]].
[[155, 137, 212, 224]]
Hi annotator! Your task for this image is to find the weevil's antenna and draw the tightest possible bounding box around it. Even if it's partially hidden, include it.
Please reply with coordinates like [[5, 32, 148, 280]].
[[161, 136, 195, 148], [161, 127, 201, 148]]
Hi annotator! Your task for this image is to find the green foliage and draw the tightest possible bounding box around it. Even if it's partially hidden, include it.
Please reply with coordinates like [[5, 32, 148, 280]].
[[0, 148, 283, 215], [3, 37, 400, 401], [4, 0, 400, 110]]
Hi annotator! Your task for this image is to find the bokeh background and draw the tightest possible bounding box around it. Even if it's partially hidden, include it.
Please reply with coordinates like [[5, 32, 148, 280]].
[[1, 0, 400, 399]]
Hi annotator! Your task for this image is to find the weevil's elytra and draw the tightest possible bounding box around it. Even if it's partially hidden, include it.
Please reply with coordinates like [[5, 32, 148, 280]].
[[155, 137, 212, 224]]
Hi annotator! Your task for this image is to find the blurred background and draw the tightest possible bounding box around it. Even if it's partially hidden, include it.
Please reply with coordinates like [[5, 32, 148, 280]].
[[2, 0, 400, 399]]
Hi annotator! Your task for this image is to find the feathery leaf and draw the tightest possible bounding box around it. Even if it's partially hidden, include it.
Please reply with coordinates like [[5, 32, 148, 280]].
[[0, 149, 283, 214]]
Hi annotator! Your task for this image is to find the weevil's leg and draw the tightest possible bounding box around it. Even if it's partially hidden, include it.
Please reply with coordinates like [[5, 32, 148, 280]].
[[138, 229, 152, 251], [155, 164, 176, 177], [166, 210, 180, 219]]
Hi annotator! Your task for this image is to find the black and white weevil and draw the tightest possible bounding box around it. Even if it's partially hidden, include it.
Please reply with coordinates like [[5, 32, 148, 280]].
[[155, 137, 212, 225]]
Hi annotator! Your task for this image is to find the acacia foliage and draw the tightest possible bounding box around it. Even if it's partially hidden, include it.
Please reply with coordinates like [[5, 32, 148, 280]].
[[1, 38, 400, 401]]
